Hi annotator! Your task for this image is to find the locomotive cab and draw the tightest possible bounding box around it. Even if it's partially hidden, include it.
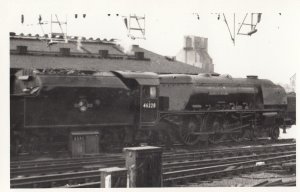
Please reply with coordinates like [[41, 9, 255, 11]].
[[112, 71, 160, 128]]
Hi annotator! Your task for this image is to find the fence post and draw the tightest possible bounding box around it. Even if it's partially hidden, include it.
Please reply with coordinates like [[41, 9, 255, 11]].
[[99, 167, 127, 188], [123, 146, 163, 187]]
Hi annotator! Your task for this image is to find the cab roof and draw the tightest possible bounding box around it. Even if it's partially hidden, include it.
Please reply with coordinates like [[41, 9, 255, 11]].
[[113, 71, 159, 86]]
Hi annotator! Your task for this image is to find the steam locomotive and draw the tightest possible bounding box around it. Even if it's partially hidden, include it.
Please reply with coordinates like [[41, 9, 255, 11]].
[[10, 69, 296, 155]]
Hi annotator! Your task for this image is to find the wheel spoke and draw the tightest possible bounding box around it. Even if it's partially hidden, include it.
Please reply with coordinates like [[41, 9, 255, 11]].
[[185, 135, 190, 143], [179, 118, 201, 146], [206, 115, 225, 144], [270, 126, 279, 140]]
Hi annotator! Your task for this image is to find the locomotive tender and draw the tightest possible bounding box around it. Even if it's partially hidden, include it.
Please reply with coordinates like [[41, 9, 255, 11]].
[[10, 69, 296, 155]]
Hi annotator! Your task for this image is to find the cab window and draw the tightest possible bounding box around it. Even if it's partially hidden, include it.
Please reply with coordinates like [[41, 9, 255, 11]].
[[142, 86, 157, 99]]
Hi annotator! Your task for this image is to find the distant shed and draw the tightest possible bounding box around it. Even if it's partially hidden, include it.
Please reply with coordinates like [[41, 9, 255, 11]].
[[10, 33, 204, 74]]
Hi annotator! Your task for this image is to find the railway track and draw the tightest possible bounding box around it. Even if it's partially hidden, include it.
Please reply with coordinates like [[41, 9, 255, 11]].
[[253, 179, 296, 187], [11, 138, 294, 162], [163, 153, 295, 186], [68, 153, 296, 188], [11, 138, 295, 168], [11, 142, 296, 188], [11, 142, 295, 177]]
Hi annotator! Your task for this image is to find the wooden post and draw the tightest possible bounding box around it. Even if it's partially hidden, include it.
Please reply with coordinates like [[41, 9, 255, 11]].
[[123, 146, 163, 187], [100, 167, 127, 188]]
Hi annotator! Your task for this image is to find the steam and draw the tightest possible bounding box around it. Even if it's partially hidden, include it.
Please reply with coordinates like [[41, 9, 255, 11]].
[[119, 38, 134, 54], [76, 37, 83, 52]]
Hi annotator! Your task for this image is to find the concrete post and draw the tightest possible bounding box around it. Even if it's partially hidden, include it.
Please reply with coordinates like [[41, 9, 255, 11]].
[[99, 167, 127, 188], [123, 146, 163, 187]]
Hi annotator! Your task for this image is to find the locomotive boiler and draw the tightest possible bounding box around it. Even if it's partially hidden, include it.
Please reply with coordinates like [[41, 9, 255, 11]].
[[158, 73, 292, 145]]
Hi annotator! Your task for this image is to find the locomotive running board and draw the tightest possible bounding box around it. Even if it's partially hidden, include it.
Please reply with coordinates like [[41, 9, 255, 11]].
[[160, 109, 283, 115]]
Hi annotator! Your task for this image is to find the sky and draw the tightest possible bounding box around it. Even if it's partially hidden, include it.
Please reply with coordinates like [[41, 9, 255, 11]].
[[4, 0, 300, 85]]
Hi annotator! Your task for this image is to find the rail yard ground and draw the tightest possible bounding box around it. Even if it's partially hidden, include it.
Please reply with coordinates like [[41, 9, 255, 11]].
[[185, 125, 297, 187], [189, 171, 296, 187], [10, 130, 296, 188]]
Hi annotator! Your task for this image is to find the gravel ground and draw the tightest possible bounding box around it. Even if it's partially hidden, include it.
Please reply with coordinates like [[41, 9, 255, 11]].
[[187, 171, 296, 187], [174, 126, 297, 187]]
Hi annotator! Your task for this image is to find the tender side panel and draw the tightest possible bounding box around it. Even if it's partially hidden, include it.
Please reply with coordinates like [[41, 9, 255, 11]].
[[23, 87, 134, 128], [11, 72, 136, 128], [10, 96, 25, 130]]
